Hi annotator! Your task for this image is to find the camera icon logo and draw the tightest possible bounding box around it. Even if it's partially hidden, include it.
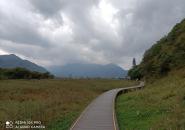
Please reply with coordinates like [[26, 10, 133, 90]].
[[5, 121, 13, 128]]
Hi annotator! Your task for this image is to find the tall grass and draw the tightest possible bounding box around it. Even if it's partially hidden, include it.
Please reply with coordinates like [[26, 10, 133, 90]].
[[0, 79, 136, 130], [116, 70, 185, 129]]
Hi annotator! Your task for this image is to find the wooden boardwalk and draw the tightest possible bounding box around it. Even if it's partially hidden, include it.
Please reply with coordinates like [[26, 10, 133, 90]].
[[70, 82, 144, 130]]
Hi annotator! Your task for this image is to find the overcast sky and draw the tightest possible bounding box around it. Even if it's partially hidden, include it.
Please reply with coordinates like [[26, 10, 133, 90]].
[[0, 0, 185, 69]]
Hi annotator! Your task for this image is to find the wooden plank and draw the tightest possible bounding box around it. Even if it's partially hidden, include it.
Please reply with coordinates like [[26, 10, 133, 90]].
[[70, 82, 144, 130]]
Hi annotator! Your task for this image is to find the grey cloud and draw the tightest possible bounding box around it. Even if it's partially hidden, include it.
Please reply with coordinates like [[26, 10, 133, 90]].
[[29, 0, 63, 17], [114, 0, 185, 56], [29, 0, 64, 27], [61, 0, 100, 42], [0, 0, 185, 69], [0, 6, 50, 47], [0, 23, 50, 47]]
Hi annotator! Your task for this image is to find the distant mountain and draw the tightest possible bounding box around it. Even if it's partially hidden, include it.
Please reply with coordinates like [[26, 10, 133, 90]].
[[48, 63, 127, 78], [0, 54, 47, 73]]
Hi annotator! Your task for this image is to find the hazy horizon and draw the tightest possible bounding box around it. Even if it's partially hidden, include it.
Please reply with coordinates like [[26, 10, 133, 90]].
[[0, 53, 127, 70], [0, 0, 185, 69]]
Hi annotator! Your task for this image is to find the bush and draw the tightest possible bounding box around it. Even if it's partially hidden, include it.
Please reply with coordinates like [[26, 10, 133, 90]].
[[128, 66, 143, 80]]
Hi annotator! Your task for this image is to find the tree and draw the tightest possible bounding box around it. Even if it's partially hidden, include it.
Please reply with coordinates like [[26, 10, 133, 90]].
[[132, 58, 136, 67]]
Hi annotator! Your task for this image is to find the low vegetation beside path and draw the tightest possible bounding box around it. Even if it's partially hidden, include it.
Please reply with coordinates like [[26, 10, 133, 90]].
[[116, 70, 185, 130], [0, 79, 137, 130]]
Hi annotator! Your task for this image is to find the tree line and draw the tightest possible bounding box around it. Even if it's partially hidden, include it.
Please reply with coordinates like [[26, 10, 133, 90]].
[[0, 67, 54, 79]]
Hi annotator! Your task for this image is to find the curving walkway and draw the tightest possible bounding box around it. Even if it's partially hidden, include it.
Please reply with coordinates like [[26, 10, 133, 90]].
[[70, 82, 144, 130]]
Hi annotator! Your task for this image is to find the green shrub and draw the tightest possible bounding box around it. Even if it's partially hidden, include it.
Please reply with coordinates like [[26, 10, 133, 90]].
[[128, 66, 143, 80]]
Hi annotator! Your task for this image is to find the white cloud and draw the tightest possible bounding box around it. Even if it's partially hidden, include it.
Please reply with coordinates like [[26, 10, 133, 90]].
[[0, 0, 185, 69]]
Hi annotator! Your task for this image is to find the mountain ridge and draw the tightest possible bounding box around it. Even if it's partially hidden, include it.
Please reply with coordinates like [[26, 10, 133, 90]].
[[48, 63, 127, 78], [0, 54, 48, 73]]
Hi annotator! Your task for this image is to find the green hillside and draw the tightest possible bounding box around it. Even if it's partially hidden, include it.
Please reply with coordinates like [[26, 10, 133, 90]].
[[117, 19, 185, 129], [129, 19, 185, 79]]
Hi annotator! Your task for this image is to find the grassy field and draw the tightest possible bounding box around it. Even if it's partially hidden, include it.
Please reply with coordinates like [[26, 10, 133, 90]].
[[0, 79, 137, 130], [116, 70, 185, 130]]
